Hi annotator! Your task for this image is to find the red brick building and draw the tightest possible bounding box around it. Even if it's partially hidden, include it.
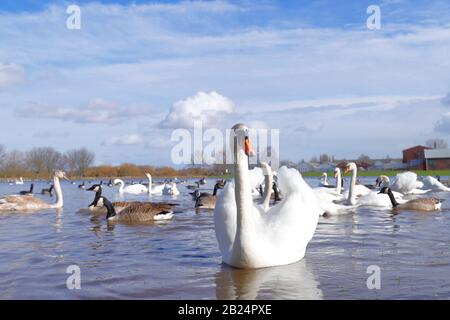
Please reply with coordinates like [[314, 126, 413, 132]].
[[402, 145, 431, 170]]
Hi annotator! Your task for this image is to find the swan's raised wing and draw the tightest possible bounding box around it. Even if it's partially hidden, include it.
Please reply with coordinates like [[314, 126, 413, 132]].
[[248, 167, 264, 189], [391, 172, 423, 194], [421, 176, 450, 192], [265, 166, 321, 247]]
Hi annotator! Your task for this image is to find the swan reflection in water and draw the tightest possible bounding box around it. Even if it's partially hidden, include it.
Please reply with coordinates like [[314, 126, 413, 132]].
[[215, 259, 323, 300]]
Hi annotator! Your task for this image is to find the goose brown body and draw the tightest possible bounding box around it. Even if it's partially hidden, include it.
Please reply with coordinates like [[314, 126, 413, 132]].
[[98, 196, 174, 222], [379, 187, 441, 211]]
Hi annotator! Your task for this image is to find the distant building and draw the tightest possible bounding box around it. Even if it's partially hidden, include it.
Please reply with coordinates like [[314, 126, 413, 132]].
[[424, 149, 450, 170], [402, 145, 432, 170], [297, 162, 315, 173], [317, 162, 336, 172]]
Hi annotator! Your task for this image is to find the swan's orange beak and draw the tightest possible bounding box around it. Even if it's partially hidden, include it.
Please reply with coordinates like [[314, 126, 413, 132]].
[[244, 136, 254, 157]]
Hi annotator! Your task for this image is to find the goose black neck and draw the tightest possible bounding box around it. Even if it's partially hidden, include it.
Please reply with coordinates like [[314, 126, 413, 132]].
[[103, 198, 116, 219], [387, 189, 399, 207], [213, 183, 219, 196], [89, 189, 103, 207], [30, 184, 34, 192], [273, 183, 280, 201]]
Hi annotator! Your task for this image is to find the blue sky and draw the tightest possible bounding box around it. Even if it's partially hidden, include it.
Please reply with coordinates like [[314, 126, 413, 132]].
[[1, 0, 450, 166]]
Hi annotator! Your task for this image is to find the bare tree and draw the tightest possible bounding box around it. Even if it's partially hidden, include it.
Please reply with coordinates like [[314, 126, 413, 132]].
[[0, 150, 26, 177], [319, 154, 330, 164], [25, 147, 62, 176], [358, 154, 371, 162], [0, 144, 5, 166], [426, 138, 448, 149], [64, 148, 95, 177]]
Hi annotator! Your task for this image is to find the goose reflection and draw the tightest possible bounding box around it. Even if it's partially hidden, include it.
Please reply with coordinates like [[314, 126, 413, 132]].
[[215, 259, 323, 300]]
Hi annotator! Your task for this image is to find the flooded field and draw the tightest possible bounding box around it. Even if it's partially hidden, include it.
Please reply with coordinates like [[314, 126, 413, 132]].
[[0, 177, 449, 299]]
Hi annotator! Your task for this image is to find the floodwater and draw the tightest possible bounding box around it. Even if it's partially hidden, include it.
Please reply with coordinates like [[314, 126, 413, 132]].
[[0, 176, 449, 299]]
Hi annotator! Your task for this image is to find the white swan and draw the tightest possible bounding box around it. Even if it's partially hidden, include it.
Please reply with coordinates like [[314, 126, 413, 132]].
[[214, 123, 321, 269], [248, 167, 265, 198], [114, 178, 148, 194], [355, 175, 406, 208], [0, 171, 67, 211], [319, 172, 329, 187], [318, 163, 364, 216], [341, 163, 371, 200], [145, 173, 165, 194], [162, 182, 180, 196], [314, 167, 344, 204], [15, 177, 24, 185], [420, 176, 450, 192], [390, 172, 430, 195]]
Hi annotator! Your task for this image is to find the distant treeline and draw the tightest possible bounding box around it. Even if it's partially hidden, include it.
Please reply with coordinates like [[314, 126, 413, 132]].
[[0, 145, 224, 179]]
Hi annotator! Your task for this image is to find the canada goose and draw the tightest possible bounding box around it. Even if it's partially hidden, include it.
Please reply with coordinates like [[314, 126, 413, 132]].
[[273, 181, 281, 202], [41, 185, 54, 196], [186, 181, 201, 190], [78, 182, 85, 189], [86, 184, 176, 215], [19, 184, 34, 195], [107, 179, 113, 187], [86, 184, 135, 213], [0, 171, 68, 211], [195, 182, 225, 209], [98, 196, 174, 222], [197, 178, 207, 185], [258, 184, 264, 197], [379, 187, 442, 211]]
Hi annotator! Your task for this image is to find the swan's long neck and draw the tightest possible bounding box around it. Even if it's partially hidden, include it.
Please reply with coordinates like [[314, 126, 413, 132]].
[[335, 170, 342, 194], [50, 176, 63, 208], [382, 177, 390, 188], [234, 140, 254, 247], [117, 180, 124, 193], [262, 166, 273, 211], [347, 167, 357, 205], [147, 175, 152, 192]]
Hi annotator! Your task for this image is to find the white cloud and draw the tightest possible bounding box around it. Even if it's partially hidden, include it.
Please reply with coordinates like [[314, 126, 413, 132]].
[[160, 91, 234, 128], [435, 112, 450, 133], [15, 99, 149, 124], [0, 63, 24, 87], [442, 93, 450, 107], [296, 121, 324, 133], [104, 134, 144, 146]]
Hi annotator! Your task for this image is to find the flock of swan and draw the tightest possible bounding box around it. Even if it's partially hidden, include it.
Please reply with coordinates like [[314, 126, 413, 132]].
[[0, 123, 447, 269]]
